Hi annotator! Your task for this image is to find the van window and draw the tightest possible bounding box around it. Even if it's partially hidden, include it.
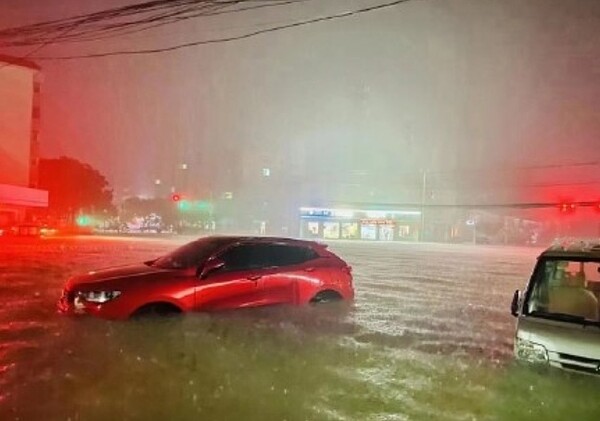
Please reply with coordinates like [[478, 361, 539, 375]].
[[526, 259, 600, 322]]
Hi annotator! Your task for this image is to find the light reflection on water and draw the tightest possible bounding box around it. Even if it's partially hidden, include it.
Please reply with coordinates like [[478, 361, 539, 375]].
[[1, 240, 599, 420]]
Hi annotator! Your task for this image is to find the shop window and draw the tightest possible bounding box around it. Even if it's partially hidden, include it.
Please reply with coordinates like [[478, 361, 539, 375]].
[[307, 222, 319, 238], [323, 222, 340, 239], [379, 225, 394, 241], [398, 225, 411, 238], [341, 223, 359, 239], [361, 224, 377, 240]]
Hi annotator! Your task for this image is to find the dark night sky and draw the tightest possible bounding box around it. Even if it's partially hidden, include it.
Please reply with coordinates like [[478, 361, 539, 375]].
[[1, 0, 599, 202]]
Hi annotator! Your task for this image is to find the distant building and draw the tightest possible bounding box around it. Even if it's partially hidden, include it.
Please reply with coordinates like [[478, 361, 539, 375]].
[[299, 206, 422, 241], [0, 55, 48, 226]]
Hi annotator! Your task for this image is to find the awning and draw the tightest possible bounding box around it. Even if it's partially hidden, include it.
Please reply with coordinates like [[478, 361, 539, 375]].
[[0, 183, 48, 207]]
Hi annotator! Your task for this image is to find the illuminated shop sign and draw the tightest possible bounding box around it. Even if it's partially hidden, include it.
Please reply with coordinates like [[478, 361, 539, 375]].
[[360, 219, 395, 225], [300, 207, 420, 218], [300, 208, 333, 217]]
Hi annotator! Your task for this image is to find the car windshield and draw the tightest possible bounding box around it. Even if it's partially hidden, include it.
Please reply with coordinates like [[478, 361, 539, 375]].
[[151, 237, 231, 269], [525, 258, 600, 324]]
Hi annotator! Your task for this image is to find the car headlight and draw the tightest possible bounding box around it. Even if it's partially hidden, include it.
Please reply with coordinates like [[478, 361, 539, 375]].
[[76, 290, 121, 303], [515, 338, 549, 364]]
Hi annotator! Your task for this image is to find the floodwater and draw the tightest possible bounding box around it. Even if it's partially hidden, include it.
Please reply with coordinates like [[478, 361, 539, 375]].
[[1, 237, 599, 420]]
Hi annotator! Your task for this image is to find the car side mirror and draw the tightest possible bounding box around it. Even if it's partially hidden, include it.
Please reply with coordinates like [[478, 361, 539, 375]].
[[510, 289, 521, 317], [199, 258, 225, 279]]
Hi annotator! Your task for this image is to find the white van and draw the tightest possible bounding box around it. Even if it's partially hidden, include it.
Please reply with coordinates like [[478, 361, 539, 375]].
[[511, 240, 600, 375]]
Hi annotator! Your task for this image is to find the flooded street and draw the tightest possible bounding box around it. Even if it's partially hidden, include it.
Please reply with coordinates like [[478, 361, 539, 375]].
[[1, 237, 599, 420]]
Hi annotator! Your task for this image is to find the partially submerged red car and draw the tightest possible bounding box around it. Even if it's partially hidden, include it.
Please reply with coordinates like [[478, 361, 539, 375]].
[[58, 236, 353, 320]]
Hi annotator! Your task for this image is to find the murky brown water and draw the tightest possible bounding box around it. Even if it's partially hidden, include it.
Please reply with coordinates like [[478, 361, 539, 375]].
[[1, 237, 599, 420]]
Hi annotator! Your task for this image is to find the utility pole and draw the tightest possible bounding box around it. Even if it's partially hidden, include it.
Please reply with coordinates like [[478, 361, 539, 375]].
[[419, 169, 427, 242]]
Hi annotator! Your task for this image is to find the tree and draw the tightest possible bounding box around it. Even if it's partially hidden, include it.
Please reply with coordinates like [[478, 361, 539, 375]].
[[38, 157, 115, 221]]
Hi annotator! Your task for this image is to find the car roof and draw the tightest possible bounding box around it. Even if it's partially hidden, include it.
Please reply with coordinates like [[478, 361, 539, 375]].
[[202, 235, 327, 249], [540, 239, 600, 260]]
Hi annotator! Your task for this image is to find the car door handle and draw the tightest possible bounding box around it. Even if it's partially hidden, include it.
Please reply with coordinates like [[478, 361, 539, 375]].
[[304, 267, 315, 272], [247, 275, 262, 281]]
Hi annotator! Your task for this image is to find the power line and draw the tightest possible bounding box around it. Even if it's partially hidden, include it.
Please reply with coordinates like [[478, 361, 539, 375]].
[[31, 1, 307, 45], [0, 0, 205, 36], [28, 0, 414, 60], [1, 2, 208, 47], [0, 6, 100, 71], [0, 0, 310, 47], [329, 201, 600, 210], [420, 162, 599, 177]]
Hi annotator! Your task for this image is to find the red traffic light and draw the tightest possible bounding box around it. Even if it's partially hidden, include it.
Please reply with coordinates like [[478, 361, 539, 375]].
[[171, 193, 181, 202]]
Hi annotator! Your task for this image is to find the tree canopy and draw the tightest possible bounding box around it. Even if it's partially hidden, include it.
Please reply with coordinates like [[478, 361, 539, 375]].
[[38, 157, 115, 217]]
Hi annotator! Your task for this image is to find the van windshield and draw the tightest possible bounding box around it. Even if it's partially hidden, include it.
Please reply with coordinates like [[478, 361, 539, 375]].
[[525, 258, 600, 324]]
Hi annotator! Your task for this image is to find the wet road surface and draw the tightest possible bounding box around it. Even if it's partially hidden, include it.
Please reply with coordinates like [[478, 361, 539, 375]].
[[1, 236, 599, 420]]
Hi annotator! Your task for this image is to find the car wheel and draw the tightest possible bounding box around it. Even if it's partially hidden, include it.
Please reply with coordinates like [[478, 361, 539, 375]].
[[310, 290, 343, 304], [131, 303, 182, 319]]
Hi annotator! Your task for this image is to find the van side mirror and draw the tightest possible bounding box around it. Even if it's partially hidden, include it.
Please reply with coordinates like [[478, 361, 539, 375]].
[[199, 258, 225, 279], [510, 290, 521, 317]]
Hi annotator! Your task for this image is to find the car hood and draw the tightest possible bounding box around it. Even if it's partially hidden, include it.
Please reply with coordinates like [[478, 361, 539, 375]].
[[68, 263, 174, 287]]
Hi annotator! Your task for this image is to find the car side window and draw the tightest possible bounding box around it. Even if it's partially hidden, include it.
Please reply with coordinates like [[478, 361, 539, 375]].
[[268, 245, 319, 267], [220, 244, 273, 272], [219, 244, 319, 272]]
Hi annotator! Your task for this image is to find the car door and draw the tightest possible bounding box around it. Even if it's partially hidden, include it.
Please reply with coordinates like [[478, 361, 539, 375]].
[[194, 243, 271, 311], [260, 244, 322, 306]]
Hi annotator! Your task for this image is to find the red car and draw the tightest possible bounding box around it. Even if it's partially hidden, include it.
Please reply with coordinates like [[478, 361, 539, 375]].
[[58, 236, 353, 320]]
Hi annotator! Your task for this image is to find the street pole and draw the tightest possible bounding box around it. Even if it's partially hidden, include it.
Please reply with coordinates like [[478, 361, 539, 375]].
[[419, 169, 427, 242]]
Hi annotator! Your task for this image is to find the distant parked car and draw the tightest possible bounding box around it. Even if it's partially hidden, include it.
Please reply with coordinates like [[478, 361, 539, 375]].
[[58, 236, 354, 320], [0, 224, 51, 237]]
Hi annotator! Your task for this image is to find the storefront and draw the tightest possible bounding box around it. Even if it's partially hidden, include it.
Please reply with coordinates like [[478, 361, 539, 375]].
[[0, 183, 48, 226], [299, 207, 421, 241]]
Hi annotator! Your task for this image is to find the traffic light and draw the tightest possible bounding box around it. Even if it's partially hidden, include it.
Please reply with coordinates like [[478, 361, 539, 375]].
[[177, 200, 191, 211], [195, 200, 212, 211], [76, 215, 91, 226], [171, 193, 181, 202], [176, 200, 212, 212]]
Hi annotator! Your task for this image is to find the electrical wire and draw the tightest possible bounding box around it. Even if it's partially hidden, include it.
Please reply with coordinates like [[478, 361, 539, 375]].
[[35, 1, 308, 45], [332, 201, 600, 210], [0, 1, 309, 47], [3, 0, 414, 60]]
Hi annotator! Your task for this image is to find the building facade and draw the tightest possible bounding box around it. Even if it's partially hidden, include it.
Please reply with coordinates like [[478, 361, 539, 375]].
[[299, 206, 422, 241], [0, 55, 47, 226]]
